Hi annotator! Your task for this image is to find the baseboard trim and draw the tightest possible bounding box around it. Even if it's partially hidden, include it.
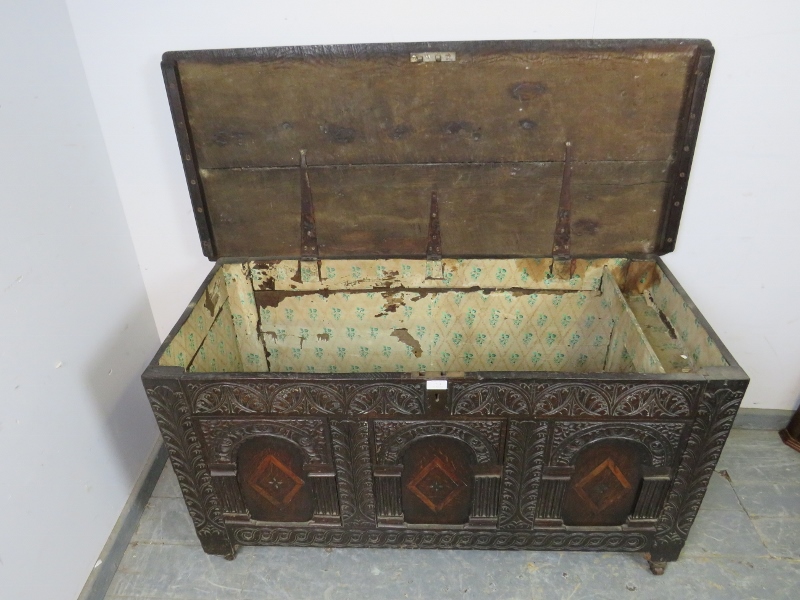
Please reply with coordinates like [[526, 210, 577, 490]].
[[734, 408, 794, 430], [77, 439, 168, 600]]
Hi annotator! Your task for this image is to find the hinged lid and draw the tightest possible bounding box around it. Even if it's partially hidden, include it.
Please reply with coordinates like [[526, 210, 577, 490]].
[[162, 39, 713, 261]]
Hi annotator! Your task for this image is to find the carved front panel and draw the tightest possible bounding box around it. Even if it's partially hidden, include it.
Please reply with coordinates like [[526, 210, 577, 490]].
[[195, 416, 337, 524], [372, 419, 504, 526], [544, 420, 690, 527], [237, 436, 314, 522], [561, 439, 649, 526], [402, 437, 474, 524]]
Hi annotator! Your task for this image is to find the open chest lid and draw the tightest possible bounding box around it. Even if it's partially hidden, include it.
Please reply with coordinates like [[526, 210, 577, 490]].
[[162, 39, 713, 261]]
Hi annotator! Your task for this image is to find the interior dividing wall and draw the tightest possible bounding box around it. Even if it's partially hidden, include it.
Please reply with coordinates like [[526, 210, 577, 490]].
[[0, 2, 161, 599]]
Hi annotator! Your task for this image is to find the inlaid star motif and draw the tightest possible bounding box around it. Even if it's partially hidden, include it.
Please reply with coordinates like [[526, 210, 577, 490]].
[[247, 454, 304, 506], [574, 458, 631, 513], [407, 457, 466, 512]]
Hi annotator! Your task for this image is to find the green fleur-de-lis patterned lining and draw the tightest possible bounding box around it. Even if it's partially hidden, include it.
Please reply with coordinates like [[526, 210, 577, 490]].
[[161, 269, 244, 373], [256, 269, 635, 374], [186, 300, 244, 373], [246, 258, 627, 293], [162, 259, 728, 375], [648, 265, 728, 369]]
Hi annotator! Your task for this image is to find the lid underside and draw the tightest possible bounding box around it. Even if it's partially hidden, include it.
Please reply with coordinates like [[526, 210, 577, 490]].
[[162, 39, 713, 260]]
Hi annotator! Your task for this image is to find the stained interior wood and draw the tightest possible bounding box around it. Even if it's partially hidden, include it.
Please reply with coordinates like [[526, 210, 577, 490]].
[[178, 45, 695, 167], [201, 161, 670, 258], [167, 41, 707, 259], [158, 258, 728, 375]]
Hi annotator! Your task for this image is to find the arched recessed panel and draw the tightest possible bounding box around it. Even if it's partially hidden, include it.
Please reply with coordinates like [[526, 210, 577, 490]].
[[237, 437, 313, 522], [401, 437, 474, 525], [562, 439, 649, 526]]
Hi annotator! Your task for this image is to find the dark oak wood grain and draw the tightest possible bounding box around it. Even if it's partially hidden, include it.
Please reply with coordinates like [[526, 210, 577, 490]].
[[163, 39, 711, 260]]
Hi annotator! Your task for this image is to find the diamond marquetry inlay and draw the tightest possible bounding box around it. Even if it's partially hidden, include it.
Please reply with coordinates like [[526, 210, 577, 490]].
[[574, 458, 631, 513], [247, 454, 304, 506], [407, 457, 466, 512]]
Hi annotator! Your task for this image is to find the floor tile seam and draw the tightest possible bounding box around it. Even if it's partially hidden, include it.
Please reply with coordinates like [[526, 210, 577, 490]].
[[125, 539, 202, 547], [107, 596, 244, 600], [104, 596, 185, 600], [731, 478, 800, 488], [764, 556, 800, 564], [717, 481, 774, 557], [749, 515, 800, 522], [746, 520, 790, 561], [680, 549, 772, 559], [726, 479, 756, 519]]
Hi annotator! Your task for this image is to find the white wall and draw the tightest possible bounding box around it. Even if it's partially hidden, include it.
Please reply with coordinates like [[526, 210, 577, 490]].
[[65, 0, 800, 411], [0, 2, 161, 599]]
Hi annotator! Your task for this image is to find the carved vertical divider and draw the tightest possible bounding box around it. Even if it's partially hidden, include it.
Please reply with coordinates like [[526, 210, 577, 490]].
[[144, 375, 234, 557], [309, 471, 340, 522], [469, 466, 502, 526], [630, 474, 672, 521], [330, 420, 376, 528], [374, 466, 404, 525], [535, 467, 573, 524], [651, 379, 746, 562], [499, 421, 548, 529], [211, 470, 248, 516]]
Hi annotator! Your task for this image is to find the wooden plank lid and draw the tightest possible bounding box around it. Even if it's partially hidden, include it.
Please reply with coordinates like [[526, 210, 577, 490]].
[[162, 39, 713, 260]]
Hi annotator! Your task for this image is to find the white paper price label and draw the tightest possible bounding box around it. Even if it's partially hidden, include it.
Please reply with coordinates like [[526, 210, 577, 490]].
[[426, 379, 448, 390]]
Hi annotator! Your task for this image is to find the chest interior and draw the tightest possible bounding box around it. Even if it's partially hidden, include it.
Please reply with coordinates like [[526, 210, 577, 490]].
[[158, 256, 727, 375]]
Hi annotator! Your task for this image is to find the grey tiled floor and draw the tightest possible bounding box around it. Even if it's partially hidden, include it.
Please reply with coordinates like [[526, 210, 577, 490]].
[[105, 430, 800, 599]]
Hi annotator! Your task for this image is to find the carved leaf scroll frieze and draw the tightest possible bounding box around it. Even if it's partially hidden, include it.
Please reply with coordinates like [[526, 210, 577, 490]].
[[373, 420, 503, 465], [533, 383, 697, 418], [198, 418, 329, 466], [451, 383, 531, 415], [187, 381, 422, 416], [345, 383, 424, 415], [450, 381, 698, 418], [550, 421, 686, 468]]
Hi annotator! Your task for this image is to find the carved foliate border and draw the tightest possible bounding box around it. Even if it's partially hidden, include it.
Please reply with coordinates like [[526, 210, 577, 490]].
[[186, 379, 698, 419], [498, 421, 549, 529], [185, 381, 423, 416], [451, 383, 533, 415], [196, 417, 330, 466], [550, 421, 686, 468], [535, 383, 698, 418], [232, 527, 650, 551], [144, 381, 230, 554], [330, 420, 376, 528], [652, 379, 747, 561], [373, 420, 503, 465], [451, 381, 699, 418]]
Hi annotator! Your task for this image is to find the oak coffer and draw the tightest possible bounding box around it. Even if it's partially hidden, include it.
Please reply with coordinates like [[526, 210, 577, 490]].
[[143, 39, 748, 574]]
